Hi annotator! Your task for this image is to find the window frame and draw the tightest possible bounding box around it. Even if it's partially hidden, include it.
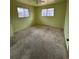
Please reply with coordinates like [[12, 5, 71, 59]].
[[41, 8, 55, 17], [17, 7, 30, 18]]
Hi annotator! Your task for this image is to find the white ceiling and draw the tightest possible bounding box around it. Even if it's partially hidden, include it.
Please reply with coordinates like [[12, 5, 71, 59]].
[[16, 0, 66, 6]]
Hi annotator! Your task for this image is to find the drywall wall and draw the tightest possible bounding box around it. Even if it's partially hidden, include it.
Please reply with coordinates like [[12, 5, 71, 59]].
[[33, 2, 66, 28], [11, 0, 34, 32], [10, 24, 13, 37], [64, 1, 69, 49], [64, 2, 69, 39]]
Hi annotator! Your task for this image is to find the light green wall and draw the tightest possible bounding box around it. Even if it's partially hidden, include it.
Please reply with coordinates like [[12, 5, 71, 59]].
[[64, 2, 69, 39], [10, 24, 13, 37], [11, 0, 34, 32], [64, 1, 69, 49], [33, 2, 66, 28]]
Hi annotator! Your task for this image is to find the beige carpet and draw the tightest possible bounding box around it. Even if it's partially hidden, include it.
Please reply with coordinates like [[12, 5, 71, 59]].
[[10, 25, 68, 59]]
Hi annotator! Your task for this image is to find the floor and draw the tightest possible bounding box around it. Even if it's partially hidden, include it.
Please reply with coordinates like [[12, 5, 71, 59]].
[[10, 25, 68, 59]]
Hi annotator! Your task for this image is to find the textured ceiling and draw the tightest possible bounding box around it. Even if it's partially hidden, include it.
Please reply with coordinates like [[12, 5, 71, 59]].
[[16, 0, 66, 6]]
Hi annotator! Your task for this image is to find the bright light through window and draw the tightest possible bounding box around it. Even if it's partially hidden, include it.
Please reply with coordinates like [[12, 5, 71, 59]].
[[41, 8, 54, 16], [17, 7, 29, 18], [42, 9, 47, 16]]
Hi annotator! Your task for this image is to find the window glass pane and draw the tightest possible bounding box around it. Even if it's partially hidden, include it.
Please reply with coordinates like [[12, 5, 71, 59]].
[[41, 9, 47, 16], [17, 8, 24, 17], [24, 9, 29, 17], [17, 8, 23, 13], [47, 8, 54, 16]]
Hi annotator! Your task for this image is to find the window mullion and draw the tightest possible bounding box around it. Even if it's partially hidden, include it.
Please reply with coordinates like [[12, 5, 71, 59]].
[[46, 9, 48, 16], [24, 9, 25, 17]]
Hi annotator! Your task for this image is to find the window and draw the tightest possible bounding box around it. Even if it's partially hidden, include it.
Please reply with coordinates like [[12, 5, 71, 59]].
[[41, 8, 54, 16], [17, 7, 29, 18]]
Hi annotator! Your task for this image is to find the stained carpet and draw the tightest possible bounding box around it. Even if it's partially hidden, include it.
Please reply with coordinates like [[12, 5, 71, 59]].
[[10, 25, 68, 59]]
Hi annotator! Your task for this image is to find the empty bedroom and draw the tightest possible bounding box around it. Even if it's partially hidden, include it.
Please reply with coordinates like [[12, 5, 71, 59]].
[[10, 0, 69, 59]]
